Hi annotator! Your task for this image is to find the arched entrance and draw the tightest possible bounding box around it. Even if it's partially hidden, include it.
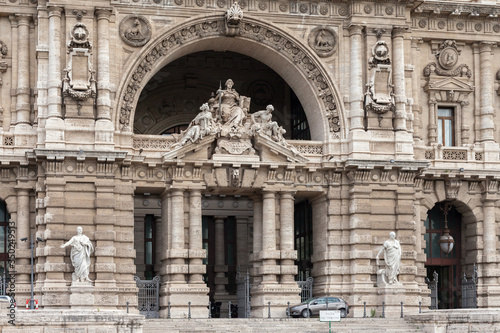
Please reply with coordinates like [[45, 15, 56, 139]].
[[116, 15, 346, 142], [133, 50, 311, 140], [425, 202, 462, 309]]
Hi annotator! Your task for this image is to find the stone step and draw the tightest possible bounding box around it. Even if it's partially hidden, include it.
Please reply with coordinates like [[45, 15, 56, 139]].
[[144, 318, 424, 333]]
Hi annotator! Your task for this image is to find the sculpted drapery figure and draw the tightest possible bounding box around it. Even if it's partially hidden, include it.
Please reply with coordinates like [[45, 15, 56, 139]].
[[216, 79, 247, 129], [61, 226, 94, 282], [376, 231, 402, 285], [174, 103, 216, 147]]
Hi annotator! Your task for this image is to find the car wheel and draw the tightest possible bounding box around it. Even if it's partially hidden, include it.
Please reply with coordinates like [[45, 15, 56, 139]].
[[340, 308, 347, 318], [301, 309, 311, 318]]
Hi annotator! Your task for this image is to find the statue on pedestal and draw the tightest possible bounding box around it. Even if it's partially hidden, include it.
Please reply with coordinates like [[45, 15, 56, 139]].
[[376, 231, 402, 286], [61, 226, 94, 283], [173, 103, 216, 147]]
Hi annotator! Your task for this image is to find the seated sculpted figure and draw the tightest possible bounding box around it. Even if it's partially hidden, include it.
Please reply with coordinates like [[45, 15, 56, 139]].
[[60, 226, 94, 283], [376, 232, 402, 285], [251, 105, 280, 138], [216, 79, 247, 129], [174, 103, 215, 147]]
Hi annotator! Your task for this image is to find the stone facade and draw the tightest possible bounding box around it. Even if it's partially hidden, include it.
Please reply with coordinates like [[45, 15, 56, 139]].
[[0, 0, 499, 320]]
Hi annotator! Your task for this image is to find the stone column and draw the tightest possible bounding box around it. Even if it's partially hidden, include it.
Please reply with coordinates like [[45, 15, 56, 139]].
[[170, 189, 186, 283], [16, 188, 30, 284], [428, 98, 437, 143], [479, 42, 495, 142], [482, 194, 496, 285], [47, 7, 62, 119], [15, 15, 31, 126], [261, 191, 278, 284], [95, 7, 114, 149], [251, 196, 263, 285], [349, 25, 364, 131], [95, 8, 112, 121], [392, 26, 407, 131], [214, 216, 227, 294], [280, 192, 297, 284], [45, 6, 64, 147], [188, 190, 205, 284], [410, 38, 422, 140], [8, 15, 18, 128]]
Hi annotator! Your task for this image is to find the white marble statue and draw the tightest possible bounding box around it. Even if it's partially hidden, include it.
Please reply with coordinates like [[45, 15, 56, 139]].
[[174, 103, 216, 147], [376, 231, 402, 286], [251, 104, 280, 138], [61, 226, 94, 282], [216, 79, 247, 129]]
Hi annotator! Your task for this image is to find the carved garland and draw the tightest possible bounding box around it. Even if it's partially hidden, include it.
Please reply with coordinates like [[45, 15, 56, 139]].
[[119, 18, 340, 134]]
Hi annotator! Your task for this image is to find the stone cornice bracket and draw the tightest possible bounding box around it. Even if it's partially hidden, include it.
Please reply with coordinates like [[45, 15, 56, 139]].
[[413, 2, 500, 19], [480, 179, 499, 196], [445, 179, 462, 200], [225, 1, 243, 37]]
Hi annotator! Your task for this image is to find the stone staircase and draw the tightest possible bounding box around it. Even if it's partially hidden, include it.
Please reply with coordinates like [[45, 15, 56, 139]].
[[144, 318, 424, 333]]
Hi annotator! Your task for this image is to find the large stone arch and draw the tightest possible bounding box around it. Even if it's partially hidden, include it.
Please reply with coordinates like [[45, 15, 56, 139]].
[[115, 14, 346, 142]]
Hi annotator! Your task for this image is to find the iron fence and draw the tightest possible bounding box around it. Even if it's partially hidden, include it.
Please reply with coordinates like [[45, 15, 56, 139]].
[[135, 275, 160, 318], [297, 277, 314, 302]]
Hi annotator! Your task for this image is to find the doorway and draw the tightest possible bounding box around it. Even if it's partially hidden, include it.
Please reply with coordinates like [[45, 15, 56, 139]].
[[425, 203, 462, 309]]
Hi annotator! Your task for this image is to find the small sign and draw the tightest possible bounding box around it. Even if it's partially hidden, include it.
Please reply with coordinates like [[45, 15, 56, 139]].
[[320, 310, 341, 322]]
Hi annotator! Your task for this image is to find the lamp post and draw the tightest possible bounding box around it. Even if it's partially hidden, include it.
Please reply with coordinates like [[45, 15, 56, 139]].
[[20, 235, 44, 310], [438, 203, 455, 255]]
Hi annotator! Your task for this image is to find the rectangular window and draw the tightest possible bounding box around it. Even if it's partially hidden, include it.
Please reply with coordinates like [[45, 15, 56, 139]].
[[437, 107, 454, 146]]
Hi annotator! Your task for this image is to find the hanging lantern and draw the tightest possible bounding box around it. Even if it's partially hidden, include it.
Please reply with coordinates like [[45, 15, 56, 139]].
[[438, 203, 455, 255]]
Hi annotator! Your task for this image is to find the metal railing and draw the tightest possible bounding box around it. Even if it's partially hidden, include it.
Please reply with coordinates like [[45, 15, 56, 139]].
[[135, 275, 160, 318], [297, 277, 314, 302]]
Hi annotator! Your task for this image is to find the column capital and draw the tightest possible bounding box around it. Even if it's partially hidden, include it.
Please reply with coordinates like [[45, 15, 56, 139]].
[[479, 41, 496, 54], [47, 6, 64, 17], [280, 191, 296, 200], [348, 24, 364, 36], [15, 14, 32, 26], [392, 25, 409, 38], [170, 189, 185, 197], [95, 7, 113, 20]]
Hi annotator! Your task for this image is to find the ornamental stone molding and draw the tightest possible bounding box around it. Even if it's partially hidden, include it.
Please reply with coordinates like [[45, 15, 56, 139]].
[[117, 15, 342, 139], [225, 1, 243, 37], [423, 40, 471, 78], [119, 15, 152, 47], [307, 26, 337, 58], [445, 179, 462, 200]]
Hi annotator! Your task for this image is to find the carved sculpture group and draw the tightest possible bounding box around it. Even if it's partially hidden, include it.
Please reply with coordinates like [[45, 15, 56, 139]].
[[172, 79, 297, 156]]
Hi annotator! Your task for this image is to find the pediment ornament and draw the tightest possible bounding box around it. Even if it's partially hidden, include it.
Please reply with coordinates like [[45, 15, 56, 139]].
[[423, 40, 471, 78]]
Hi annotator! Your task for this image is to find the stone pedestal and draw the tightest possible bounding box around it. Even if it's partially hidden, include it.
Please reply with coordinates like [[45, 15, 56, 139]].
[[69, 283, 95, 309], [159, 283, 210, 319], [377, 285, 406, 318], [250, 284, 301, 318]]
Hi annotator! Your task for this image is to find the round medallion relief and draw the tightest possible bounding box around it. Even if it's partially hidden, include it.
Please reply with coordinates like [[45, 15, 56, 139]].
[[475, 23, 482, 32], [418, 20, 427, 28], [437, 21, 446, 29], [279, 2, 287, 12], [299, 4, 308, 13], [119, 15, 152, 47], [308, 26, 337, 58], [438, 47, 458, 70], [319, 6, 328, 15], [364, 5, 373, 14], [385, 6, 394, 15], [493, 24, 500, 33], [456, 22, 465, 31]]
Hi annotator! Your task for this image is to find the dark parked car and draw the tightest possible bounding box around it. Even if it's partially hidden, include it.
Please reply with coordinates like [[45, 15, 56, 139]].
[[288, 297, 349, 318]]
